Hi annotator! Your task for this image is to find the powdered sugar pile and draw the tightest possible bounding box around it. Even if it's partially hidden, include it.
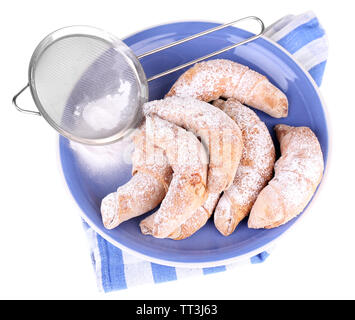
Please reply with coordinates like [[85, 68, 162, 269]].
[[69, 136, 134, 179], [81, 79, 132, 132], [69, 79, 136, 175], [70, 136, 133, 175]]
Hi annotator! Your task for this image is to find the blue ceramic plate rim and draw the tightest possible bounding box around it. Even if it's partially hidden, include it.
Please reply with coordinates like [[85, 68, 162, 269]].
[[58, 21, 331, 268]]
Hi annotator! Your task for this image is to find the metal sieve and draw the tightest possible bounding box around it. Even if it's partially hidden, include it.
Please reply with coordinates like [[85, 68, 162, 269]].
[[13, 17, 264, 145]]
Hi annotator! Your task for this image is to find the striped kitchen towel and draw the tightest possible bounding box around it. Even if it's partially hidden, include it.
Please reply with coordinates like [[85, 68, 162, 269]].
[[264, 10, 328, 86], [84, 11, 328, 292]]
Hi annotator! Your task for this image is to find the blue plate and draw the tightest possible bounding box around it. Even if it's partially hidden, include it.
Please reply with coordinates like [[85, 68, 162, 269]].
[[59, 21, 329, 267]]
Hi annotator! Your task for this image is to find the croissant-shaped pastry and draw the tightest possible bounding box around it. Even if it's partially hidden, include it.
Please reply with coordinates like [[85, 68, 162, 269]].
[[141, 193, 220, 240], [212, 99, 275, 236], [139, 115, 208, 238], [166, 59, 288, 118], [248, 124, 324, 229], [136, 118, 220, 239], [168, 193, 220, 240], [100, 125, 173, 229], [143, 96, 243, 193], [101, 120, 218, 239]]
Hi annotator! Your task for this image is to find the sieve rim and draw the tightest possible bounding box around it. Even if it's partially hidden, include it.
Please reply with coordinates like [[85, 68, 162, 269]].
[[27, 25, 149, 145]]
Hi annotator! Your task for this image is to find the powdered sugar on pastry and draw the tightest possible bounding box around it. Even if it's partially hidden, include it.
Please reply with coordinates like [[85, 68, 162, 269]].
[[139, 116, 208, 238], [101, 118, 217, 239], [100, 124, 173, 229], [248, 124, 324, 229], [143, 96, 243, 193], [212, 99, 275, 236], [101, 172, 166, 229], [166, 59, 288, 118], [168, 193, 220, 240]]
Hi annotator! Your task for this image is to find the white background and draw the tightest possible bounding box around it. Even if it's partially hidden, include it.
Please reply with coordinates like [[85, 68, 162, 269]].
[[1, 0, 354, 299]]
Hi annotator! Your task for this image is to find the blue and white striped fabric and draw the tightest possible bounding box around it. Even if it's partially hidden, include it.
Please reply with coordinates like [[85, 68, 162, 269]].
[[83, 11, 328, 292], [264, 11, 328, 86]]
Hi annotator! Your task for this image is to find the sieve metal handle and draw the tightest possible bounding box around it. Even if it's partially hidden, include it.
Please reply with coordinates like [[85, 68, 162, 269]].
[[138, 16, 265, 82], [12, 84, 41, 116]]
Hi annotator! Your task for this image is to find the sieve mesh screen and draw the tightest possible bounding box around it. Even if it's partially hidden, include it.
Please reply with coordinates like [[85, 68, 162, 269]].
[[31, 31, 147, 143]]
